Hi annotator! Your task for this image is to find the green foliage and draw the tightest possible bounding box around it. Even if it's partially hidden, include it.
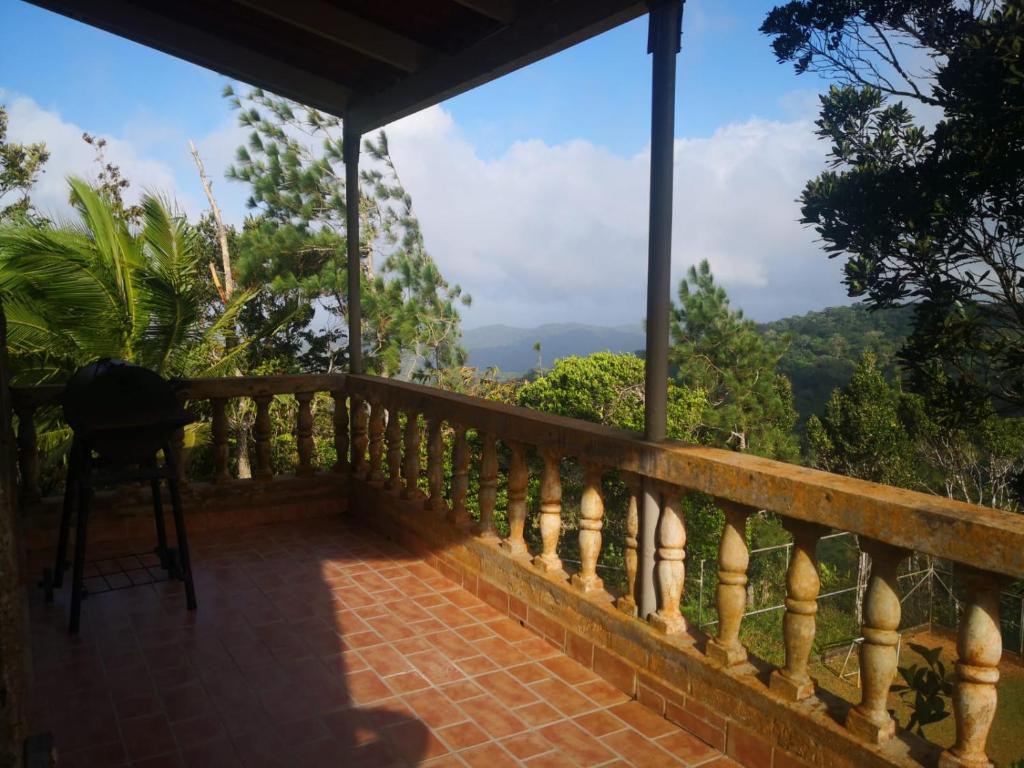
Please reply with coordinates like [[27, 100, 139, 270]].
[[806, 352, 916, 486], [224, 86, 469, 380], [0, 104, 49, 224], [517, 352, 705, 440], [808, 352, 1024, 509], [891, 643, 954, 735], [763, 1, 1024, 414], [671, 260, 798, 459], [760, 304, 913, 429], [0, 178, 259, 384]]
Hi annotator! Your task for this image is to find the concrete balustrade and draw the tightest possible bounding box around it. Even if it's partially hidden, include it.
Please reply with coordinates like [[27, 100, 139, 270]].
[[13, 371, 1023, 768], [367, 398, 386, 482], [707, 499, 752, 667]]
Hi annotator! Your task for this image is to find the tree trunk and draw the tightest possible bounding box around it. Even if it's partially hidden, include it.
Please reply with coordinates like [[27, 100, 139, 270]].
[[189, 140, 233, 300]]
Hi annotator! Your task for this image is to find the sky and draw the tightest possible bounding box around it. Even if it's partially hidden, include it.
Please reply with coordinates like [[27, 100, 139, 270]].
[[0, 0, 853, 329]]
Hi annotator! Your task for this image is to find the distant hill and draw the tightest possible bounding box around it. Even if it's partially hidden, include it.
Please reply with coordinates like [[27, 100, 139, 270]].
[[463, 306, 913, 425], [760, 304, 914, 428], [463, 322, 644, 375]]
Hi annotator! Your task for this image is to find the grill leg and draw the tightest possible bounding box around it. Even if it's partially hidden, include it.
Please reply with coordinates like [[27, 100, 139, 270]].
[[150, 467, 169, 570], [54, 439, 80, 590], [69, 452, 92, 634], [163, 442, 196, 611]]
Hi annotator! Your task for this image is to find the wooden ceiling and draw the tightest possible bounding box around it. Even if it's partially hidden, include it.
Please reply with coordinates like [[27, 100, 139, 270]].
[[26, 0, 648, 133]]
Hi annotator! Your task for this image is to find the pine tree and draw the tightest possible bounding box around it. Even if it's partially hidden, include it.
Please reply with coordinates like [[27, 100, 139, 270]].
[[223, 86, 469, 380], [806, 352, 916, 487], [670, 261, 798, 459]]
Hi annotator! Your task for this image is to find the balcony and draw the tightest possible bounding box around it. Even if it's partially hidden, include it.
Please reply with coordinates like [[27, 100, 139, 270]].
[[10, 372, 1022, 768]]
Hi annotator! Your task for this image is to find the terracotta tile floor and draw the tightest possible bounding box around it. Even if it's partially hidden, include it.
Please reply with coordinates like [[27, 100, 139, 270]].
[[26, 517, 734, 767]]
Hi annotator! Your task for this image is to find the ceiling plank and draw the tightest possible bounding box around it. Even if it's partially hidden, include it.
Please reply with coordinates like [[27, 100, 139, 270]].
[[451, 0, 519, 25], [347, 0, 645, 132], [25, 0, 351, 116], [235, 0, 435, 73]]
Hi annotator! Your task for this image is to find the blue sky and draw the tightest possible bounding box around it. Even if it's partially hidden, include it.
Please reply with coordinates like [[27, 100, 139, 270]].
[[0, 1, 850, 327]]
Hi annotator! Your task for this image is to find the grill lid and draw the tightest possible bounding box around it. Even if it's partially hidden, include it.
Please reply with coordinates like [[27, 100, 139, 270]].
[[63, 359, 192, 436]]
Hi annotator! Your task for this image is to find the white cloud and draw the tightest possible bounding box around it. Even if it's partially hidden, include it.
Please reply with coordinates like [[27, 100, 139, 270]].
[[2, 92, 196, 220], [386, 105, 850, 327], [4, 91, 851, 327]]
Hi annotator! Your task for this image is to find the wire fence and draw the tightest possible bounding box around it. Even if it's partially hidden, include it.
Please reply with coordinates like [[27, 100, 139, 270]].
[[681, 531, 1024, 667]]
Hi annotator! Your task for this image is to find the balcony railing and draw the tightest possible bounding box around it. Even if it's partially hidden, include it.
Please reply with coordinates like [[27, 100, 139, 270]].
[[12, 371, 1024, 768]]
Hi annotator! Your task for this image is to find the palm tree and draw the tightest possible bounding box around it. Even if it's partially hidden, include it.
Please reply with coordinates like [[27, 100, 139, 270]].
[[0, 177, 255, 385]]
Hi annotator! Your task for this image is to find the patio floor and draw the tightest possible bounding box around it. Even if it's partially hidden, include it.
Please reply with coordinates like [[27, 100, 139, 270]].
[[25, 516, 732, 768]]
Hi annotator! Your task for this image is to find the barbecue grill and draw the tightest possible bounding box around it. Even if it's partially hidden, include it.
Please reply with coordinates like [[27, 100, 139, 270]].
[[51, 359, 198, 632]]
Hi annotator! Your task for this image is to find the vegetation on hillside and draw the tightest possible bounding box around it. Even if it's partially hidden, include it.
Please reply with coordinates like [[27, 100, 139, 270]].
[[760, 304, 912, 429]]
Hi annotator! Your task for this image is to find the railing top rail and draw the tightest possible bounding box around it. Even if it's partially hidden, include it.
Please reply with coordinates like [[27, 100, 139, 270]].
[[11, 373, 348, 409], [348, 373, 1024, 580], [173, 373, 346, 399]]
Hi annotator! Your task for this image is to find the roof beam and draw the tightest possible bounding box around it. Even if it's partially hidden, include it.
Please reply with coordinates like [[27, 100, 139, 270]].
[[25, 0, 351, 116], [451, 0, 519, 25], [347, 0, 646, 132], [234, 0, 435, 73]]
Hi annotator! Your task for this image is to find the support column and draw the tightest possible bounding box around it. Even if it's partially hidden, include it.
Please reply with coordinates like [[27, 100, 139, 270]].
[[343, 122, 363, 375], [501, 441, 530, 558], [210, 398, 230, 484], [707, 500, 752, 667], [615, 475, 641, 617], [385, 408, 403, 492], [640, 0, 684, 619], [847, 540, 909, 744], [940, 569, 1003, 768], [449, 426, 470, 526], [770, 518, 826, 701]]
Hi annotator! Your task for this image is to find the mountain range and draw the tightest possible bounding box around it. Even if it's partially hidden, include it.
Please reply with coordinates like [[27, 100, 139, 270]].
[[462, 305, 913, 425], [462, 322, 645, 375]]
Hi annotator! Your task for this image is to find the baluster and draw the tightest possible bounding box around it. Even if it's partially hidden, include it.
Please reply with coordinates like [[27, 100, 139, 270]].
[[769, 519, 826, 700], [350, 396, 369, 477], [385, 408, 403, 492], [707, 500, 752, 667], [425, 417, 446, 514], [449, 426, 470, 525], [14, 402, 40, 503], [571, 462, 605, 594], [294, 392, 315, 477], [500, 441, 530, 558], [615, 475, 641, 616], [533, 449, 565, 576], [368, 399, 386, 482], [477, 433, 498, 539], [846, 540, 909, 743], [253, 395, 273, 481], [211, 397, 230, 484], [649, 484, 686, 635], [401, 414, 422, 499], [332, 391, 349, 474], [939, 569, 1003, 768]]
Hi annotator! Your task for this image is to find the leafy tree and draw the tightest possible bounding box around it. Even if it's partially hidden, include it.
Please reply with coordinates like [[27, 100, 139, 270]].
[[762, 1, 1024, 416], [224, 86, 469, 380], [806, 352, 917, 486], [517, 352, 705, 440], [0, 104, 49, 223], [81, 132, 143, 223], [808, 353, 1024, 509], [0, 177, 256, 384], [670, 260, 798, 459]]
